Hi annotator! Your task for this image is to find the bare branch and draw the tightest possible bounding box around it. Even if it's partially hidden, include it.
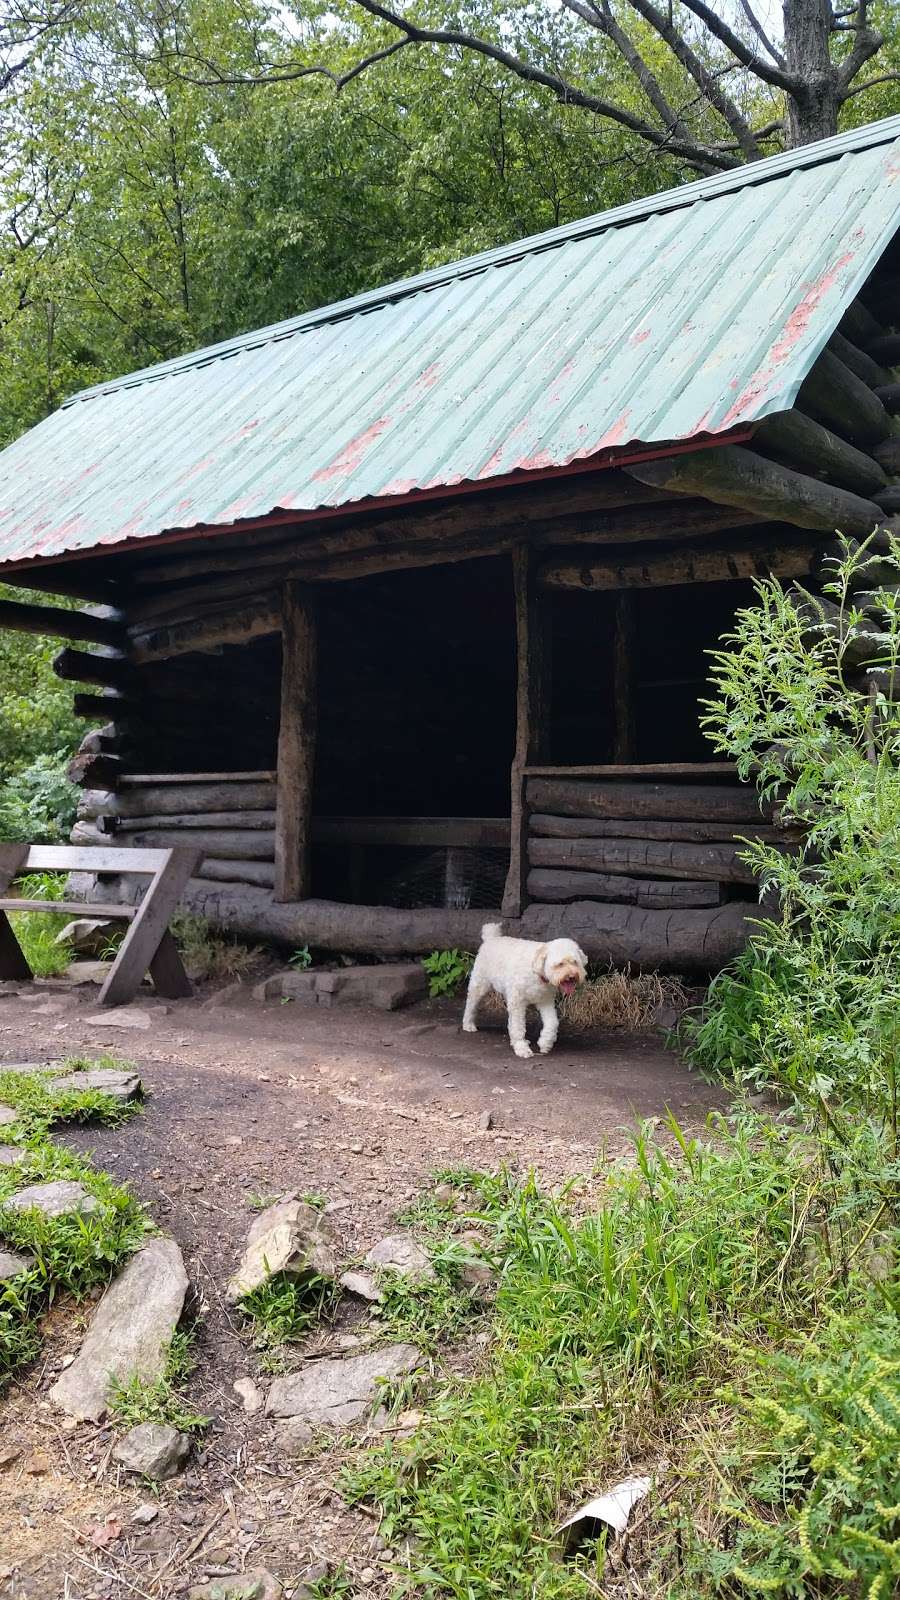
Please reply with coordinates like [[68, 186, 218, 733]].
[[626, 0, 763, 161], [836, 20, 885, 89], [738, 0, 787, 68], [562, 0, 696, 153], [840, 68, 900, 100], [676, 0, 800, 92]]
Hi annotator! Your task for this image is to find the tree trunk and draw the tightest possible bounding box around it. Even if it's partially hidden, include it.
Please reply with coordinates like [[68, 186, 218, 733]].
[[783, 0, 841, 146]]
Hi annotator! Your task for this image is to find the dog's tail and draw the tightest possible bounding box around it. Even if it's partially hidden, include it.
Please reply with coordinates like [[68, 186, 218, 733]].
[[481, 921, 503, 943]]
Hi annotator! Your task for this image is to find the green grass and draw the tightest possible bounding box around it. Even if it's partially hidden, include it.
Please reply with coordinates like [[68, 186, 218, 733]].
[[109, 1327, 209, 1435], [0, 1059, 149, 1385], [7, 870, 73, 976], [339, 1118, 899, 1599], [238, 1270, 340, 1347]]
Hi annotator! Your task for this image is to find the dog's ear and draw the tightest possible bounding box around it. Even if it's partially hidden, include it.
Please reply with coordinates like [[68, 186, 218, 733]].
[[575, 945, 588, 970], [531, 943, 549, 979]]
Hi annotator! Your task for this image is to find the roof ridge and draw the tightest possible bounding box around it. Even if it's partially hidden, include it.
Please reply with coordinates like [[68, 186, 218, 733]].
[[66, 113, 900, 408]]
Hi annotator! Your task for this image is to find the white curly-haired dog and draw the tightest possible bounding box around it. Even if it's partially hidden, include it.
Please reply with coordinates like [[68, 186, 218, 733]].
[[462, 921, 588, 1059]]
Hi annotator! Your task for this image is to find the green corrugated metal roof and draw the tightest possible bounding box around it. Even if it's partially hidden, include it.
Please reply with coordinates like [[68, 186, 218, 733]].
[[1, 114, 899, 571]]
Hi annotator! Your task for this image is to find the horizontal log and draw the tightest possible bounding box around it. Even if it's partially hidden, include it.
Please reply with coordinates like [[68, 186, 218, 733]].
[[519, 900, 756, 970], [866, 333, 900, 367], [798, 348, 892, 446], [528, 835, 758, 884], [753, 411, 886, 497], [123, 829, 275, 860], [0, 598, 124, 647], [67, 751, 124, 791], [529, 813, 787, 843], [523, 763, 734, 777], [526, 777, 765, 823], [196, 858, 277, 888], [829, 332, 894, 390], [863, 277, 900, 327], [873, 488, 900, 518], [115, 810, 278, 832], [53, 646, 132, 690], [181, 882, 491, 955], [113, 781, 275, 816], [130, 472, 672, 585], [73, 691, 132, 720], [538, 537, 815, 593], [627, 446, 885, 535], [129, 592, 281, 663], [75, 790, 115, 821], [527, 868, 722, 908], [874, 383, 900, 416], [77, 723, 128, 757], [1, 567, 120, 603], [840, 299, 883, 349], [121, 771, 276, 784], [873, 437, 900, 476]]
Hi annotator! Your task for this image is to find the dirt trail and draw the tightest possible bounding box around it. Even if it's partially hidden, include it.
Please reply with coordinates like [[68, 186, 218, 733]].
[[0, 979, 726, 1599]]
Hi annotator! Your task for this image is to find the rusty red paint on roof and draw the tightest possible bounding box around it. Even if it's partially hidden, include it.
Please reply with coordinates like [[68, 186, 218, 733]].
[[1, 115, 899, 571]]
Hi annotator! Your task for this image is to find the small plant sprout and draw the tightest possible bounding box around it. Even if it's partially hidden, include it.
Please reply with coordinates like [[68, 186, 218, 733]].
[[289, 944, 313, 971], [422, 948, 474, 998]]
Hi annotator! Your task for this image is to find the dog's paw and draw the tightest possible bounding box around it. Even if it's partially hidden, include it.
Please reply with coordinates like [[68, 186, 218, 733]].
[[538, 1039, 556, 1055], [462, 1021, 478, 1034], [513, 1041, 533, 1059]]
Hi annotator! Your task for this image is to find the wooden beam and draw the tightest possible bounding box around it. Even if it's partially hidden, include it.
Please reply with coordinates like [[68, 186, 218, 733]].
[[52, 647, 132, 691], [797, 348, 892, 446], [502, 546, 550, 918], [0, 599, 123, 647], [627, 445, 886, 534], [840, 298, 883, 349], [531, 812, 787, 843], [66, 751, 125, 791], [528, 833, 759, 884], [866, 333, 900, 366], [98, 847, 197, 1006], [0, 844, 33, 981], [73, 690, 132, 720], [274, 580, 317, 902], [874, 383, 900, 416], [753, 411, 886, 497], [874, 437, 900, 476], [526, 776, 764, 822], [519, 898, 755, 969], [828, 332, 893, 391], [129, 592, 281, 663], [538, 537, 816, 593], [527, 867, 722, 908]]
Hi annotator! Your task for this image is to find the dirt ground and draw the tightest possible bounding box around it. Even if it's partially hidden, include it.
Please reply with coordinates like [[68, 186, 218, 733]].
[[0, 974, 727, 1600]]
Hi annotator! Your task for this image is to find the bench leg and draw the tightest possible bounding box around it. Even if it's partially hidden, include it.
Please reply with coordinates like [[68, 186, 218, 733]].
[[98, 847, 197, 1007], [148, 929, 192, 999], [0, 911, 32, 981]]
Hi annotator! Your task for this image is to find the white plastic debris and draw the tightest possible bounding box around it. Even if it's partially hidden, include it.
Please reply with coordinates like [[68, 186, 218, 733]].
[[557, 1475, 652, 1548]]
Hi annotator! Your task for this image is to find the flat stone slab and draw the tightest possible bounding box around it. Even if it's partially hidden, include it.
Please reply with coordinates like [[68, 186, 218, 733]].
[[113, 1422, 190, 1481], [49, 1237, 189, 1420], [62, 961, 114, 986], [0, 1145, 25, 1167], [255, 962, 427, 1012], [266, 1342, 422, 1429], [365, 1233, 436, 1280], [227, 1197, 337, 1303], [5, 1180, 99, 1219], [0, 1245, 35, 1282], [339, 1269, 382, 1303], [57, 918, 116, 954], [189, 1572, 283, 1600], [49, 1067, 142, 1101], [0, 1106, 18, 1126], [85, 1006, 152, 1030], [0, 1063, 53, 1075]]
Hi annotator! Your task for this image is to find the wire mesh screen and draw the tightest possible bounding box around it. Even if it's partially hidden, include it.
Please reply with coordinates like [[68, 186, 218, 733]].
[[376, 847, 508, 910]]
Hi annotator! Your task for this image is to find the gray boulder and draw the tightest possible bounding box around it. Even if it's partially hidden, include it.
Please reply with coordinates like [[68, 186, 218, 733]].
[[56, 918, 116, 955], [113, 1422, 190, 1481], [266, 1343, 422, 1430], [0, 1106, 19, 1127], [4, 1180, 99, 1219], [0, 1245, 35, 1282], [227, 1197, 336, 1303], [49, 1238, 189, 1420], [49, 1067, 142, 1101], [188, 1572, 283, 1600], [0, 1145, 25, 1167], [364, 1233, 436, 1281]]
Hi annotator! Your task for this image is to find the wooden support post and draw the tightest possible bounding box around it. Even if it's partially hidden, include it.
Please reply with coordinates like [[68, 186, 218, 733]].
[[612, 593, 636, 762], [502, 547, 550, 918], [0, 844, 33, 981], [274, 580, 317, 903]]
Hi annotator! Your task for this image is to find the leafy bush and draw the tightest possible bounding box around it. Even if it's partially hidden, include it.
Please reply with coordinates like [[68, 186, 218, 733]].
[[683, 531, 900, 1133], [0, 753, 78, 843], [422, 948, 474, 998]]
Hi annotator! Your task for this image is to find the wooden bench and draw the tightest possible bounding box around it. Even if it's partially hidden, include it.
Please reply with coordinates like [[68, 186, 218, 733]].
[[0, 844, 199, 1007]]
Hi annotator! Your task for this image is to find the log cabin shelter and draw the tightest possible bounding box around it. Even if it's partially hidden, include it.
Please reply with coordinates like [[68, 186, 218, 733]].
[[1, 114, 900, 972]]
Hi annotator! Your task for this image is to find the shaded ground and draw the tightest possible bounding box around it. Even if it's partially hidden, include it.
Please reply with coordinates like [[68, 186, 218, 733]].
[[0, 976, 726, 1599]]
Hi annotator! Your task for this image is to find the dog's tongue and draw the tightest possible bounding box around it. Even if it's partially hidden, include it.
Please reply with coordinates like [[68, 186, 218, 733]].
[[560, 977, 578, 995]]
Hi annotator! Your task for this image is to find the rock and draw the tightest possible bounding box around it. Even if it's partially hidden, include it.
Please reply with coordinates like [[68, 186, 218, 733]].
[[339, 1269, 382, 1303], [0, 1063, 50, 1074], [131, 1502, 160, 1525], [113, 1423, 190, 1481], [256, 962, 427, 1012], [0, 1145, 25, 1166], [49, 1238, 189, 1420], [56, 918, 116, 955], [5, 1180, 99, 1219], [49, 1067, 142, 1101], [265, 1343, 422, 1429], [274, 1417, 315, 1456], [0, 1105, 19, 1127], [0, 1445, 22, 1470], [458, 1258, 494, 1291], [478, 1110, 494, 1132], [85, 1006, 152, 1030], [0, 1246, 36, 1282], [227, 1198, 336, 1303], [61, 961, 114, 986], [433, 1183, 456, 1203], [202, 980, 247, 1011], [233, 1376, 263, 1414], [364, 1234, 436, 1281], [188, 1572, 283, 1600], [23, 1451, 51, 1475]]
